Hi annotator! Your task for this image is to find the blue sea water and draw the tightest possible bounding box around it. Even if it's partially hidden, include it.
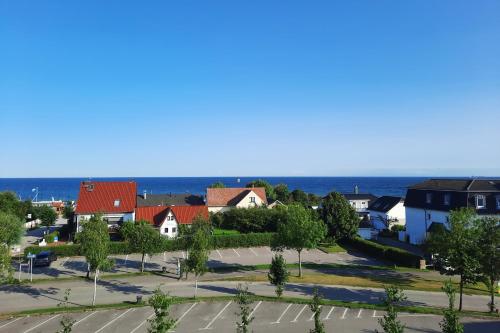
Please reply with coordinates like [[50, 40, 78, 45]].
[[0, 177, 428, 201]]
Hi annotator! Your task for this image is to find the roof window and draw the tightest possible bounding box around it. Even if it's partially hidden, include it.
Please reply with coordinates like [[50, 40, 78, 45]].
[[114, 200, 120, 207]]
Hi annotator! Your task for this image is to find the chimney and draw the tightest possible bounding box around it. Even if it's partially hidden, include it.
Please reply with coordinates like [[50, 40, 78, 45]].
[[143, 190, 147, 200], [354, 185, 359, 194]]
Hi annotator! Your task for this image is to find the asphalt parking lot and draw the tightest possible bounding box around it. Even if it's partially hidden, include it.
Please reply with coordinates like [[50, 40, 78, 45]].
[[1, 301, 499, 333], [16, 246, 381, 280]]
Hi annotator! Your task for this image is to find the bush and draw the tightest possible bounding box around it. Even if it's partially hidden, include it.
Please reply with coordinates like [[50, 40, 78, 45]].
[[43, 231, 59, 243], [211, 232, 274, 248], [220, 207, 286, 233], [391, 225, 406, 232], [342, 237, 421, 268], [24, 244, 81, 257]]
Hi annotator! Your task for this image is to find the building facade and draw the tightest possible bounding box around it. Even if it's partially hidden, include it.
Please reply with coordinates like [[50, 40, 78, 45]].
[[367, 196, 406, 230], [206, 187, 268, 213]]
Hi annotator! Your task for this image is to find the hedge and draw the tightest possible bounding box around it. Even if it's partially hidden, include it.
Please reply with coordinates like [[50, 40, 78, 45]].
[[210, 232, 274, 249], [24, 244, 80, 257], [342, 237, 422, 268]]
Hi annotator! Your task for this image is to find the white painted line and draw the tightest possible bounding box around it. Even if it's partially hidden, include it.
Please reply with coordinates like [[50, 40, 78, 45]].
[[60, 257, 70, 267], [341, 308, 348, 319], [356, 309, 362, 318], [291, 304, 307, 322], [248, 301, 262, 318], [175, 302, 198, 325], [94, 308, 134, 333], [272, 303, 293, 324], [249, 248, 258, 256], [74, 311, 97, 326], [232, 248, 241, 257], [324, 306, 335, 320], [130, 312, 154, 333], [24, 314, 60, 333], [200, 301, 232, 330], [0, 317, 21, 329], [399, 314, 436, 317], [308, 306, 321, 321], [216, 249, 223, 259], [372, 310, 383, 318]]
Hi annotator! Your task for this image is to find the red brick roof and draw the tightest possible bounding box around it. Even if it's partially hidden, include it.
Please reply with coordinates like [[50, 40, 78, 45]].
[[135, 205, 208, 226], [75, 181, 137, 214], [206, 187, 267, 206]]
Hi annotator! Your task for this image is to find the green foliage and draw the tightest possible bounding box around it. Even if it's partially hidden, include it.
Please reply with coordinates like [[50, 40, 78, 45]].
[[37, 205, 58, 228], [209, 181, 226, 188], [209, 212, 224, 228], [273, 183, 290, 203], [289, 189, 309, 206], [212, 228, 240, 235], [378, 286, 406, 333], [0, 211, 24, 246], [0, 191, 31, 220], [390, 225, 406, 232], [219, 207, 286, 233], [440, 280, 463, 333], [25, 244, 81, 257], [318, 192, 359, 241], [63, 205, 74, 220], [246, 179, 275, 200], [272, 204, 327, 277], [120, 220, 163, 272], [210, 232, 274, 248], [268, 253, 290, 297], [44, 230, 60, 243], [235, 284, 254, 333], [309, 288, 325, 333], [0, 244, 13, 282], [185, 227, 210, 297], [147, 287, 176, 333], [57, 289, 75, 333]]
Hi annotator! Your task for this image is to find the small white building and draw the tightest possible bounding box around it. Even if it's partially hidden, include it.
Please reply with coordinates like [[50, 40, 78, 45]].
[[342, 193, 378, 213], [206, 187, 268, 213], [367, 196, 406, 230]]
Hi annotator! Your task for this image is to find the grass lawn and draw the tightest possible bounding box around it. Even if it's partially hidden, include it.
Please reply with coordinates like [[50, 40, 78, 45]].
[[212, 228, 240, 235], [318, 243, 347, 253]]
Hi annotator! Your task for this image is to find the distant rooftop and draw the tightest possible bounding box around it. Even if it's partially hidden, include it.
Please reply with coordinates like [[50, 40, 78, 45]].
[[408, 178, 500, 192], [136, 193, 205, 207]]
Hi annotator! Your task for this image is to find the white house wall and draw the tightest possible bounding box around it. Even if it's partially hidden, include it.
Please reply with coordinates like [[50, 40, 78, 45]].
[[368, 202, 406, 231], [236, 190, 265, 208], [405, 207, 450, 245], [158, 211, 179, 238], [349, 199, 370, 212]]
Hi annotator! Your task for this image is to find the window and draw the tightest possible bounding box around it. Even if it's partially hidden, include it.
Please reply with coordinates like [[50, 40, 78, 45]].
[[496, 196, 500, 210], [443, 194, 451, 206], [114, 200, 120, 207], [426, 193, 432, 204], [476, 195, 486, 209], [172, 227, 177, 233], [250, 197, 256, 203], [164, 227, 169, 233]]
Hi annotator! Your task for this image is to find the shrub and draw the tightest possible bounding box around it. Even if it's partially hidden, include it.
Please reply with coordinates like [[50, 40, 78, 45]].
[[391, 225, 406, 232], [220, 207, 286, 233], [24, 244, 81, 257], [43, 231, 60, 243], [211, 233, 274, 249]]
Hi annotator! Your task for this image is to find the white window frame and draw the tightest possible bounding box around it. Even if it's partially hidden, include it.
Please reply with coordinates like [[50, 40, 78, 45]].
[[250, 196, 256, 203], [476, 195, 486, 209], [443, 193, 450, 206], [114, 200, 120, 207]]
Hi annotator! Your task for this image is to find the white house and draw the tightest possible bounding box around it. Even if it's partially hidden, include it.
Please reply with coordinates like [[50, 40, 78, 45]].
[[343, 193, 378, 213], [367, 196, 406, 230], [206, 187, 268, 213]]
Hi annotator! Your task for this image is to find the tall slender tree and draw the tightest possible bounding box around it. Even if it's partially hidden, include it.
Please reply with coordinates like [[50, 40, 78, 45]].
[[268, 253, 290, 298], [185, 227, 209, 298], [309, 288, 325, 333], [378, 286, 406, 333], [148, 287, 176, 333], [440, 280, 463, 333], [235, 284, 254, 333]]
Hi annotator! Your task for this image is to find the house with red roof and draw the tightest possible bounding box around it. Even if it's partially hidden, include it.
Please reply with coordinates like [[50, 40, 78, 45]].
[[74, 181, 137, 231], [135, 205, 208, 238], [206, 187, 268, 213]]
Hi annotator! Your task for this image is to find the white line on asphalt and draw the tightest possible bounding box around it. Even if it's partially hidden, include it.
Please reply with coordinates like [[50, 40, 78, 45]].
[[94, 308, 134, 333], [23, 314, 60, 333], [249, 248, 258, 256], [341, 308, 348, 319], [216, 249, 223, 258], [324, 307, 335, 320], [232, 248, 241, 257], [0, 317, 21, 329], [308, 306, 321, 321], [175, 302, 198, 326], [130, 312, 154, 333], [74, 311, 97, 326], [272, 303, 293, 324], [399, 314, 436, 317], [291, 304, 307, 322], [372, 310, 383, 318], [200, 301, 232, 330], [248, 301, 262, 318], [60, 257, 70, 267], [356, 309, 363, 318]]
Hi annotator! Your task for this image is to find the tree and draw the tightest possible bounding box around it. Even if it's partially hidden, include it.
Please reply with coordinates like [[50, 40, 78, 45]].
[[274, 183, 290, 203], [272, 204, 327, 277], [120, 220, 162, 273], [0, 191, 31, 220], [246, 179, 275, 200], [268, 253, 290, 297], [0, 245, 13, 282], [235, 284, 254, 333], [309, 288, 325, 333], [290, 189, 309, 206], [63, 204, 74, 220], [57, 288, 75, 333], [378, 286, 406, 333], [209, 181, 226, 188], [440, 280, 463, 333], [38, 205, 57, 231], [318, 192, 359, 241], [427, 208, 480, 311], [474, 216, 500, 313], [148, 287, 176, 333], [77, 215, 113, 306], [185, 227, 209, 298], [0, 211, 24, 247]]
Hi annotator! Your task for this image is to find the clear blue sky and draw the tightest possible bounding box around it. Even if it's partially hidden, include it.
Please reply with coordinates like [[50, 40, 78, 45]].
[[1, 0, 499, 177]]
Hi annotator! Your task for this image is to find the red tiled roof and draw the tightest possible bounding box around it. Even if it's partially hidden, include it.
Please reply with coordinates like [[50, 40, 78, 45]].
[[135, 205, 208, 226], [171, 205, 209, 224], [206, 187, 267, 206], [135, 206, 169, 226], [75, 181, 137, 214]]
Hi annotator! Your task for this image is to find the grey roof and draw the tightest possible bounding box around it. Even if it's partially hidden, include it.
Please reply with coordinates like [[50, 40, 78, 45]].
[[342, 193, 378, 201], [136, 194, 205, 207], [368, 196, 403, 213], [408, 178, 500, 192]]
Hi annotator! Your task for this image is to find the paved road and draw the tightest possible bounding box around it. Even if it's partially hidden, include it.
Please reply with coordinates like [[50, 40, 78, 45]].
[[0, 277, 496, 314], [0, 301, 498, 333]]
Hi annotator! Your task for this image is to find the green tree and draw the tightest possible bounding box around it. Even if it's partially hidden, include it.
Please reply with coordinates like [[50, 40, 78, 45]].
[[427, 208, 480, 311], [120, 220, 162, 273], [63, 204, 74, 220], [378, 286, 406, 333], [474, 216, 500, 313], [246, 179, 275, 200], [148, 287, 176, 333], [77, 215, 113, 306], [274, 183, 290, 203], [57, 288, 75, 333], [209, 181, 226, 188], [185, 227, 209, 298], [0, 211, 24, 247], [0, 245, 13, 282], [309, 287, 325, 333], [0, 191, 31, 220], [272, 204, 327, 277], [268, 253, 290, 297], [318, 192, 359, 241], [440, 280, 463, 333], [290, 189, 309, 206], [37, 205, 58, 231], [235, 284, 254, 333]]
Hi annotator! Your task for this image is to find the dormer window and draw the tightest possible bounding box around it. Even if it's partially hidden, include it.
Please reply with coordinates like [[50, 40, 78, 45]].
[[476, 195, 486, 209], [443, 194, 451, 206], [114, 200, 120, 207], [426, 193, 432, 204]]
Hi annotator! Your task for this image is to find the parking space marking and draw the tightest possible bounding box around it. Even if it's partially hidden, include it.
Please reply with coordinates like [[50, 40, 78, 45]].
[[216, 249, 223, 259], [324, 307, 335, 320], [248, 301, 262, 318], [0, 317, 21, 329], [232, 249, 241, 257], [272, 303, 293, 324], [356, 309, 363, 318], [23, 314, 60, 333], [175, 302, 198, 326], [130, 312, 154, 333], [60, 257, 70, 267], [199, 301, 232, 330], [94, 308, 134, 333], [291, 305, 307, 322], [74, 311, 97, 326], [372, 310, 383, 318], [308, 306, 320, 321], [341, 308, 348, 319], [249, 248, 258, 256]]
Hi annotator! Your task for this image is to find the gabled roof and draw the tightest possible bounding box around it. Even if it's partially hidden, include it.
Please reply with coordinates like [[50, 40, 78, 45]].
[[75, 181, 137, 214], [171, 205, 209, 224], [136, 193, 205, 207], [135, 205, 208, 226], [135, 206, 169, 226], [368, 196, 403, 213], [342, 193, 378, 201], [408, 178, 500, 192], [206, 187, 267, 206]]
